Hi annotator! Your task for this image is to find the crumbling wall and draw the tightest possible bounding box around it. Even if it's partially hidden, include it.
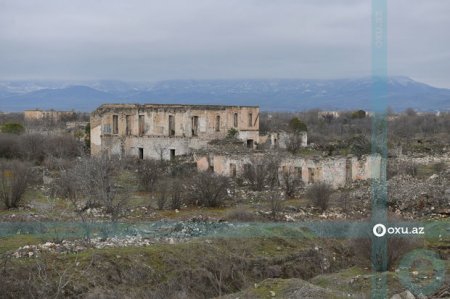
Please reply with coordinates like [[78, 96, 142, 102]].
[[196, 153, 382, 188]]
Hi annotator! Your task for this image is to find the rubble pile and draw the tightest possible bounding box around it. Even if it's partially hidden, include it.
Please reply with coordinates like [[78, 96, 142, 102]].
[[10, 217, 239, 258], [11, 236, 157, 258], [388, 174, 449, 217]]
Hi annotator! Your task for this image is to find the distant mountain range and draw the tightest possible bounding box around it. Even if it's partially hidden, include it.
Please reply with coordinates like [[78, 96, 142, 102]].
[[0, 77, 449, 112]]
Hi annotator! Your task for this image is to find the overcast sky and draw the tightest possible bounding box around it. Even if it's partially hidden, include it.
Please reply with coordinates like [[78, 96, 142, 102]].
[[1, 0, 449, 87]]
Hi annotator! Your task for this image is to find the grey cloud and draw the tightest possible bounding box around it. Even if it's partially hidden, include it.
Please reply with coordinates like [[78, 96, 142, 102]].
[[0, 0, 449, 87]]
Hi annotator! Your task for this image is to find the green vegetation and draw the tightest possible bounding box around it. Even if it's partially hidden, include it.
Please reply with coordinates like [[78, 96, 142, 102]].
[[0, 122, 25, 135], [288, 117, 307, 132]]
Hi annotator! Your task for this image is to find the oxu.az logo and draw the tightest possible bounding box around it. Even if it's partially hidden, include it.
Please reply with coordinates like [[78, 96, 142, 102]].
[[372, 223, 425, 237]]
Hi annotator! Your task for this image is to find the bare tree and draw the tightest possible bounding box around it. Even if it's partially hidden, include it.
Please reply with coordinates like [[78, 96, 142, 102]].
[[0, 160, 33, 209], [187, 171, 231, 207], [268, 190, 283, 219], [137, 159, 165, 192], [280, 167, 303, 198], [19, 133, 46, 162], [285, 133, 304, 154], [53, 154, 130, 222], [305, 182, 333, 213], [242, 154, 280, 191]]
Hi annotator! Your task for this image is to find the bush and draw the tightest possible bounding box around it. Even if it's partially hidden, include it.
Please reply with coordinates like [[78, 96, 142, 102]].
[[227, 128, 239, 139], [306, 183, 333, 213], [348, 135, 371, 158], [288, 117, 307, 132], [351, 110, 366, 119], [45, 135, 82, 159], [0, 134, 20, 159], [268, 190, 283, 219], [19, 134, 46, 162], [137, 159, 165, 192], [1, 123, 25, 135], [224, 207, 258, 222], [286, 133, 304, 154], [281, 168, 303, 197], [155, 180, 168, 210], [0, 160, 33, 208], [187, 172, 231, 207], [53, 155, 130, 221]]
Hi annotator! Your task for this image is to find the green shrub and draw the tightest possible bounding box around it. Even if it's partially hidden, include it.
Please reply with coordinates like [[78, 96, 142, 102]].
[[1, 123, 24, 135]]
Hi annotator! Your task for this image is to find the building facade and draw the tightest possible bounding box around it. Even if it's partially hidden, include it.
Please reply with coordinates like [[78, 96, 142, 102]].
[[90, 104, 260, 160]]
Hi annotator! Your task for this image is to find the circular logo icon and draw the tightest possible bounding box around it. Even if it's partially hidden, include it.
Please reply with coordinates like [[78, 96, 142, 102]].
[[398, 249, 446, 296], [373, 223, 386, 237]]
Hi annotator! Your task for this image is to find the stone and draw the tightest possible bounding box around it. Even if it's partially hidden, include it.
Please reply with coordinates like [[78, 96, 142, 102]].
[[390, 290, 416, 299]]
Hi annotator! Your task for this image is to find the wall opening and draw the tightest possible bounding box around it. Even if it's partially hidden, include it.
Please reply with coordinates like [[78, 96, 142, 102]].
[[346, 158, 352, 185], [233, 113, 238, 127], [113, 115, 118, 134], [138, 115, 145, 136], [169, 115, 175, 136], [308, 167, 315, 183], [138, 147, 144, 159], [170, 149, 175, 160], [295, 167, 302, 179], [246, 139, 254, 148], [126, 115, 132, 135], [192, 116, 199, 136], [243, 163, 251, 174], [230, 163, 237, 177], [215, 115, 221, 132], [248, 113, 253, 127]]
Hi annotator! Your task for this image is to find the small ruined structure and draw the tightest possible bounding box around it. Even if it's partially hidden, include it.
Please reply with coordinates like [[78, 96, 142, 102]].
[[24, 109, 76, 122], [197, 153, 381, 188], [263, 131, 308, 149], [90, 104, 260, 160], [318, 111, 341, 120]]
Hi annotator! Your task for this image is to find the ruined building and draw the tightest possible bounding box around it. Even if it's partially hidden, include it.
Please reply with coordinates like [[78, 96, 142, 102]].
[[197, 153, 381, 188], [24, 109, 76, 122], [90, 104, 260, 160]]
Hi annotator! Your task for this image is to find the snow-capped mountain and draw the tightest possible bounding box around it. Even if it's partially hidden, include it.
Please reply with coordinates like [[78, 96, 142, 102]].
[[0, 77, 449, 112]]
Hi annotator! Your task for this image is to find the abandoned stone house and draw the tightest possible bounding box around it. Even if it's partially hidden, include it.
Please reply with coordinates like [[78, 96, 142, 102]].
[[24, 109, 76, 122], [90, 104, 260, 160], [196, 153, 381, 188], [259, 131, 308, 149]]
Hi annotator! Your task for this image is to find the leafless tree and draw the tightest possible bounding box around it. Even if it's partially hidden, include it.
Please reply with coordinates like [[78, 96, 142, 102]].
[[53, 154, 130, 222], [280, 167, 303, 198], [0, 134, 20, 159], [136, 159, 165, 192], [44, 135, 83, 159], [187, 171, 231, 207], [19, 133, 46, 162], [0, 160, 33, 209], [285, 133, 304, 154], [305, 182, 333, 213], [242, 154, 280, 191], [155, 180, 168, 210], [268, 190, 283, 219]]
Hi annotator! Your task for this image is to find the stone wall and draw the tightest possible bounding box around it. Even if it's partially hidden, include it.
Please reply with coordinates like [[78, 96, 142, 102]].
[[196, 153, 381, 188]]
